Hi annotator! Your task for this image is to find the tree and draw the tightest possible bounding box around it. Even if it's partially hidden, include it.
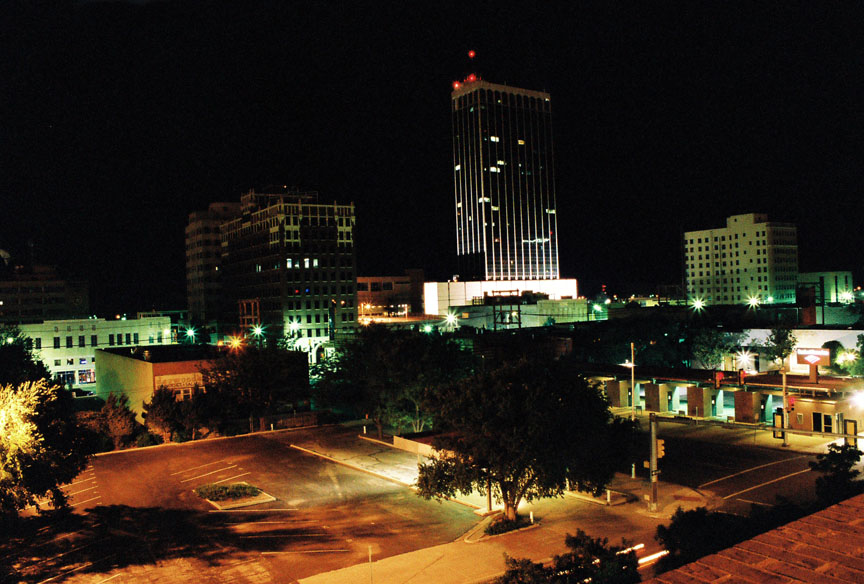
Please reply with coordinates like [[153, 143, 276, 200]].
[[142, 386, 181, 442], [202, 346, 309, 425], [417, 359, 635, 521], [1, 380, 93, 519], [315, 325, 473, 437], [762, 326, 797, 369], [102, 392, 136, 449], [809, 443, 864, 506], [495, 530, 640, 584], [0, 326, 51, 386], [655, 507, 751, 573], [690, 328, 745, 370]]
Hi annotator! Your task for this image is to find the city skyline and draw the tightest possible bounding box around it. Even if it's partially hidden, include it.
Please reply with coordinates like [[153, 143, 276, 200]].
[[2, 2, 863, 314]]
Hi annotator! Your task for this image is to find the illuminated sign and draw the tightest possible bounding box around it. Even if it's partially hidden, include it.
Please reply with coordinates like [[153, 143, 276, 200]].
[[796, 348, 831, 366]]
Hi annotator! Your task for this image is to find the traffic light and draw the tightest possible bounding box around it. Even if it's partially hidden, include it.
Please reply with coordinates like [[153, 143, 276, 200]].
[[657, 439, 666, 459]]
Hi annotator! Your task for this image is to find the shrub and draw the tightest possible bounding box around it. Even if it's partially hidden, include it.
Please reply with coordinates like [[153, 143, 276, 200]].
[[135, 432, 163, 447], [195, 483, 261, 501], [485, 516, 531, 536]]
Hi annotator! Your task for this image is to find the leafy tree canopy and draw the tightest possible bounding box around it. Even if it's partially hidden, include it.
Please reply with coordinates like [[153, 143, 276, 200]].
[[762, 326, 797, 368], [202, 346, 309, 418], [1, 380, 93, 517], [0, 326, 51, 386], [315, 325, 473, 436], [417, 359, 636, 520], [496, 529, 640, 584], [690, 328, 745, 370], [809, 443, 864, 506]]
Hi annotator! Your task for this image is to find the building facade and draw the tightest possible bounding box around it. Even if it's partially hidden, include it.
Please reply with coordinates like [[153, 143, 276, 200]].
[[684, 213, 798, 305], [798, 271, 855, 304], [17, 315, 173, 390], [0, 262, 88, 325], [219, 188, 357, 353], [185, 202, 241, 324], [357, 269, 425, 318], [451, 80, 559, 281]]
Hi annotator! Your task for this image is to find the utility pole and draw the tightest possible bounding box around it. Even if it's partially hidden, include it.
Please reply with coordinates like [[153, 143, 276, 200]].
[[630, 342, 636, 421], [649, 413, 659, 513], [781, 367, 789, 447]]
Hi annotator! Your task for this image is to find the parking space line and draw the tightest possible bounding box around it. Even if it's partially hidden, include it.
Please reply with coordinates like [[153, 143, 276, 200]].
[[75, 496, 102, 506], [261, 549, 350, 554], [213, 472, 251, 484], [722, 469, 811, 499], [67, 476, 96, 487], [180, 465, 237, 482], [699, 455, 808, 488], [170, 460, 227, 475], [209, 508, 298, 513], [241, 534, 328, 538], [67, 485, 98, 497], [736, 498, 773, 507], [36, 555, 115, 584], [96, 575, 121, 584]]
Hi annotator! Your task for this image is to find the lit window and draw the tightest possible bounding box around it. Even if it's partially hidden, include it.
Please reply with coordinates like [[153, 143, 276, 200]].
[[489, 167, 499, 173], [518, 139, 525, 145], [497, 160, 505, 165], [490, 136, 500, 142], [454, 164, 461, 171]]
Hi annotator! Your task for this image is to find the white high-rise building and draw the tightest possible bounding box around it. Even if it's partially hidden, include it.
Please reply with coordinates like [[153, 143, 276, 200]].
[[451, 79, 559, 281], [684, 213, 798, 306]]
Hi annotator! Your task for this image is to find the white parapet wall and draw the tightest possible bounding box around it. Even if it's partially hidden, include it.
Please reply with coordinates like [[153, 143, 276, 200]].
[[424, 279, 579, 316]]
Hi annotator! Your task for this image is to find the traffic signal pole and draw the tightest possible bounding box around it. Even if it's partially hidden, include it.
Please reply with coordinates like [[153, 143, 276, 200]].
[[650, 413, 658, 513]]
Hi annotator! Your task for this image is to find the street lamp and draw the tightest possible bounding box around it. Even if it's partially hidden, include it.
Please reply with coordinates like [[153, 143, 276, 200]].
[[185, 327, 196, 343], [691, 298, 705, 312], [445, 313, 457, 329], [250, 324, 265, 347], [747, 295, 761, 309]]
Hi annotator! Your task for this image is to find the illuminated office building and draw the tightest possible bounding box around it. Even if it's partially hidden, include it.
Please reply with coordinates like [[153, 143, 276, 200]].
[[451, 79, 559, 281]]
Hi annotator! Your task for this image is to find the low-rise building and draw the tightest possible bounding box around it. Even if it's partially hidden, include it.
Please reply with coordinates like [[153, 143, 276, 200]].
[[18, 316, 173, 390]]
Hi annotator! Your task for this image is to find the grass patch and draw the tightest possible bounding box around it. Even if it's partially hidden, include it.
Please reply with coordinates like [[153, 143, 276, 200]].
[[484, 516, 532, 536], [195, 483, 261, 501]]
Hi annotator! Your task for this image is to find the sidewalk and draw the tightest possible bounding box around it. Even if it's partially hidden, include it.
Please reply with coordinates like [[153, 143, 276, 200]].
[[290, 426, 716, 584]]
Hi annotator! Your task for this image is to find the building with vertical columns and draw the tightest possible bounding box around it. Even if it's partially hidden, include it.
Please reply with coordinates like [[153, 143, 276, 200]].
[[185, 202, 241, 324], [218, 188, 357, 357], [451, 80, 559, 281], [684, 213, 798, 306]]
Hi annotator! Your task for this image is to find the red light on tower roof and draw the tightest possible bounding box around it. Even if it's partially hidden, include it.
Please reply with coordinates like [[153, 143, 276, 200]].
[[468, 50, 476, 59], [452, 81, 461, 90], [466, 73, 477, 83]]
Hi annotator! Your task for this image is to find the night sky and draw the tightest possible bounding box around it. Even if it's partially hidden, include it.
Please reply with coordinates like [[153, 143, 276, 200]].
[[2, 1, 863, 315]]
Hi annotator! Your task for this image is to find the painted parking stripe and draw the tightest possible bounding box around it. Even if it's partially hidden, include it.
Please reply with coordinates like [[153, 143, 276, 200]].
[[699, 455, 809, 488], [241, 533, 328, 538], [722, 469, 811, 500], [67, 485, 98, 497], [170, 460, 227, 475], [261, 549, 350, 554], [180, 465, 237, 482], [67, 476, 96, 487], [209, 508, 298, 513], [36, 555, 115, 584], [75, 496, 102, 506], [213, 472, 251, 484], [96, 575, 121, 583]]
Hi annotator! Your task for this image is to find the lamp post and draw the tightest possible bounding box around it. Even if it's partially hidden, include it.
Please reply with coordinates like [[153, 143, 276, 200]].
[[631, 342, 636, 421]]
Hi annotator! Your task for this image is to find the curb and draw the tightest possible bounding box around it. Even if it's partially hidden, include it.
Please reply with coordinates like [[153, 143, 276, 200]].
[[94, 424, 322, 457]]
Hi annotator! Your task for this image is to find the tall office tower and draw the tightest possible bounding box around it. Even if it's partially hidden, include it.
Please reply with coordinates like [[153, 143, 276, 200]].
[[186, 202, 241, 323], [219, 188, 357, 352], [684, 213, 798, 306], [452, 79, 559, 281]]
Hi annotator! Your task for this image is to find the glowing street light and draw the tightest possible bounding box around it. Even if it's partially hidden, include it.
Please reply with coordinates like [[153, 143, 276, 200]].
[[288, 320, 300, 334], [747, 296, 761, 309], [840, 290, 854, 304], [228, 336, 243, 349], [445, 313, 457, 328], [735, 349, 753, 369], [423, 324, 433, 333], [691, 298, 705, 312], [185, 327, 196, 342]]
